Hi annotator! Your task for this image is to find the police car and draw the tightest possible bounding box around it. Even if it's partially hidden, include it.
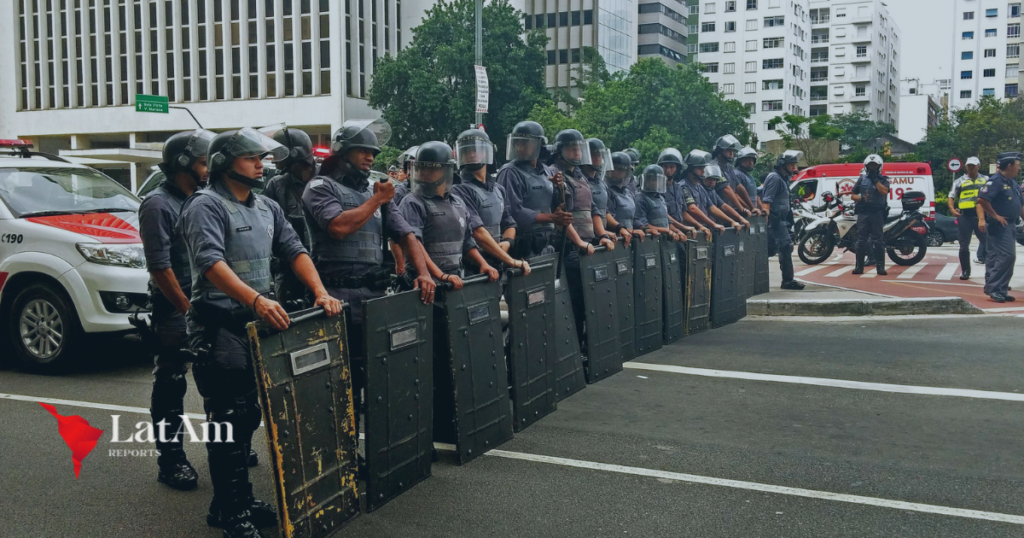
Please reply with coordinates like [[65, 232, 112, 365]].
[[0, 140, 149, 372]]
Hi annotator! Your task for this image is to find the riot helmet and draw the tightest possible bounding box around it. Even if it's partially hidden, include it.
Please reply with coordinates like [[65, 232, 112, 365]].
[[683, 149, 714, 179], [160, 128, 216, 186], [399, 145, 419, 174], [606, 152, 633, 186], [583, 138, 612, 182], [712, 135, 743, 162], [262, 124, 315, 168], [641, 165, 668, 194], [657, 148, 684, 180], [775, 150, 803, 178], [324, 119, 391, 180], [551, 129, 592, 167], [624, 147, 641, 166], [703, 164, 724, 190], [208, 127, 289, 189], [735, 147, 758, 171], [410, 141, 456, 198], [506, 121, 547, 163], [456, 128, 494, 171]]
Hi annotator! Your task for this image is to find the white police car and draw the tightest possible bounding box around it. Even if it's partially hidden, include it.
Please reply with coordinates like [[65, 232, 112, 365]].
[[0, 140, 149, 372]]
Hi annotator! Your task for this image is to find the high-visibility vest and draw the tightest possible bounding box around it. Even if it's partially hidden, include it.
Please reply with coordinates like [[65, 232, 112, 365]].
[[958, 176, 985, 209]]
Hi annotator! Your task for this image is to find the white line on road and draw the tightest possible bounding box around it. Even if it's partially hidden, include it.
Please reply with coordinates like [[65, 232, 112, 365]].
[[0, 392, 207, 420], [825, 265, 855, 277], [860, 271, 878, 278], [623, 363, 1024, 402], [936, 263, 960, 281], [484, 450, 1024, 526], [794, 264, 834, 276], [897, 263, 927, 279]]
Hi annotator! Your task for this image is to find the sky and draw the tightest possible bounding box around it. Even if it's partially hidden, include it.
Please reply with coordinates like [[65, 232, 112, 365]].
[[883, 0, 955, 82]]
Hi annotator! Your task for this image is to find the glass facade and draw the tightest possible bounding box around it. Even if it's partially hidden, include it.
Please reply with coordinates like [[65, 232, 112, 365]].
[[598, 0, 633, 72]]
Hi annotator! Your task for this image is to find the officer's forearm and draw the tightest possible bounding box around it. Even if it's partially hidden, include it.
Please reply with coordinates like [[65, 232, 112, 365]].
[[721, 203, 743, 222], [566, 224, 588, 248], [327, 199, 383, 239], [734, 184, 753, 211], [688, 205, 718, 228], [977, 200, 996, 219], [592, 215, 610, 238], [289, 253, 328, 297], [948, 199, 956, 213], [875, 182, 889, 195], [472, 227, 516, 266], [203, 261, 265, 309], [151, 268, 191, 314], [605, 214, 621, 233], [503, 227, 517, 241], [711, 206, 736, 225], [466, 248, 491, 272], [401, 233, 434, 279], [722, 186, 744, 209], [390, 241, 406, 275]]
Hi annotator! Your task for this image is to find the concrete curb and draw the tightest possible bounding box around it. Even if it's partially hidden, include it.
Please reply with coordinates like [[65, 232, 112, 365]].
[[746, 296, 984, 317]]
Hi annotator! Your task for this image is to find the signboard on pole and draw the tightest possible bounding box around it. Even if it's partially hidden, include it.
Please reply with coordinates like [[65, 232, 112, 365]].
[[135, 94, 169, 114], [947, 158, 962, 173], [474, 65, 489, 114]]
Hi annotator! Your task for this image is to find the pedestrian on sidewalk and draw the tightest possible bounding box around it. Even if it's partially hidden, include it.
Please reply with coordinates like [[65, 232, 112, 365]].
[[977, 152, 1024, 303], [948, 156, 988, 279]]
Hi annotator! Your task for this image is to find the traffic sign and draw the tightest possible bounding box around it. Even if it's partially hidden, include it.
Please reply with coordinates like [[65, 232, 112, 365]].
[[135, 94, 168, 114], [474, 65, 488, 114], [947, 158, 962, 173]]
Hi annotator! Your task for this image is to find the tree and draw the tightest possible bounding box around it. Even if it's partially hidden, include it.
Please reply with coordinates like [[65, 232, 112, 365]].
[[767, 114, 842, 166], [367, 0, 549, 156], [830, 111, 896, 151], [526, 100, 581, 137], [371, 146, 405, 173]]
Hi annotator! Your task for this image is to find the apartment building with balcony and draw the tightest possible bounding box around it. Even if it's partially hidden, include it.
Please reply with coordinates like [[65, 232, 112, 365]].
[[951, 0, 1021, 107]]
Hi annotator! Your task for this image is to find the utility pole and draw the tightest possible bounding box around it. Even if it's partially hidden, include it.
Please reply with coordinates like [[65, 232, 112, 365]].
[[475, 0, 483, 126]]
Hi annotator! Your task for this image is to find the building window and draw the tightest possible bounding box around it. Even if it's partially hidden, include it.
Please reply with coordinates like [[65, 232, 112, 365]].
[[1007, 83, 1019, 97], [1012, 4, 1022, 18], [855, 85, 865, 96], [1009, 44, 1021, 58], [1009, 65, 1020, 78], [747, 0, 757, 9], [690, 5, 699, 15], [584, 10, 593, 24], [726, 1, 736, 12], [724, 62, 736, 73], [702, 21, 716, 32], [724, 42, 736, 52], [547, 50, 556, 64], [745, 82, 757, 93], [763, 58, 784, 69], [705, 3, 716, 14], [745, 61, 757, 72], [983, 88, 995, 96], [856, 45, 867, 57], [702, 62, 719, 73], [762, 100, 783, 111], [962, 51, 974, 60], [985, 48, 997, 57], [762, 79, 783, 90], [764, 16, 784, 27], [746, 40, 757, 51], [986, 28, 997, 37], [763, 37, 783, 48], [723, 83, 735, 94], [725, 21, 736, 32], [961, 70, 973, 79], [964, 11, 975, 20], [984, 68, 996, 77], [700, 42, 720, 52], [572, 10, 580, 25], [960, 90, 972, 98], [746, 19, 758, 30], [963, 31, 974, 39], [986, 8, 998, 17], [1010, 23, 1022, 37], [559, 49, 568, 63]]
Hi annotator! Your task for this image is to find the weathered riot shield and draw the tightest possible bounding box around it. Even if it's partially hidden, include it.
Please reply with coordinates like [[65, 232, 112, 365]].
[[661, 237, 685, 345], [362, 290, 433, 512], [248, 308, 360, 537], [753, 215, 770, 295], [505, 255, 558, 432], [711, 228, 741, 328], [611, 241, 636, 362], [740, 225, 756, 299], [633, 234, 663, 357], [553, 266, 587, 401], [684, 235, 712, 336], [435, 275, 514, 464], [579, 245, 623, 383]]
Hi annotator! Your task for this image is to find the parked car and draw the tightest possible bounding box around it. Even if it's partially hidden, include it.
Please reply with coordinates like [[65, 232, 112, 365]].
[[927, 214, 958, 247]]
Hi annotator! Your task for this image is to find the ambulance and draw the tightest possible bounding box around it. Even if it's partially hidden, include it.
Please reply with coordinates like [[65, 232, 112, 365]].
[[790, 162, 937, 221]]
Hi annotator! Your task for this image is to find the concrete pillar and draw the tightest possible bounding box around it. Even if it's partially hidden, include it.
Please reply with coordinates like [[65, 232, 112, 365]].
[[70, 135, 92, 150]]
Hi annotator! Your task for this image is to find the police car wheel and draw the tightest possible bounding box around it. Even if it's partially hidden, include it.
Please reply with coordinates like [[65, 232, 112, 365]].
[[925, 231, 944, 247], [8, 283, 81, 373]]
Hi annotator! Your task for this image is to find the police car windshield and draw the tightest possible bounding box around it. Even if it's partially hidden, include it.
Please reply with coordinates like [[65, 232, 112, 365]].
[[0, 166, 140, 218]]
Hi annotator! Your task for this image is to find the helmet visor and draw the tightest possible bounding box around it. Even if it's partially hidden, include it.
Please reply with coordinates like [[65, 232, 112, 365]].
[[605, 164, 632, 185], [704, 165, 724, 181], [720, 135, 742, 151], [456, 137, 494, 167], [410, 161, 455, 197], [341, 119, 392, 147], [506, 134, 545, 162], [187, 129, 217, 158], [642, 171, 667, 193], [225, 127, 289, 162], [560, 139, 592, 166]]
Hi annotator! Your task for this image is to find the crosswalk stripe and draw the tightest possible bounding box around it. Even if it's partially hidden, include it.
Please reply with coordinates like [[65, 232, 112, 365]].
[[794, 264, 834, 276], [825, 265, 855, 277], [936, 263, 960, 281], [861, 271, 878, 278], [897, 263, 927, 279]]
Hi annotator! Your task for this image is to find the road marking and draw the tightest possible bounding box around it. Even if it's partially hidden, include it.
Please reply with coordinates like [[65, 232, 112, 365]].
[[0, 392, 207, 420], [825, 265, 855, 277], [936, 263, 960, 281], [897, 263, 927, 279], [484, 450, 1024, 526], [860, 271, 878, 278], [623, 363, 1024, 402], [794, 264, 833, 276]]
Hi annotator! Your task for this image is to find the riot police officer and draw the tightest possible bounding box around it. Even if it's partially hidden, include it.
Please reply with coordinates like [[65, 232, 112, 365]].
[[760, 150, 806, 290], [702, 165, 751, 229], [949, 156, 988, 278], [850, 154, 891, 275], [679, 150, 736, 234], [605, 151, 645, 245], [180, 128, 342, 538], [633, 165, 682, 240], [262, 126, 316, 308], [581, 138, 621, 247], [711, 135, 754, 213], [498, 121, 574, 258], [138, 128, 215, 491], [977, 151, 1024, 303], [735, 147, 763, 214], [657, 148, 700, 238], [400, 141, 498, 287], [623, 147, 642, 194], [450, 129, 531, 275]]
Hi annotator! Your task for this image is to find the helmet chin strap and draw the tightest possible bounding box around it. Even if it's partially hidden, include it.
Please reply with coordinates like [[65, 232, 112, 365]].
[[225, 169, 264, 188], [339, 159, 371, 180]]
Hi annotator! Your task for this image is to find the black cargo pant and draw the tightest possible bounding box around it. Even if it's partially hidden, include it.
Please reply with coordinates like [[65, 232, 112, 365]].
[[983, 220, 1016, 296], [768, 212, 794, 282], [957, 212, 987, 271], [856, 211, 885, 264], [150, 296, 191, 466]]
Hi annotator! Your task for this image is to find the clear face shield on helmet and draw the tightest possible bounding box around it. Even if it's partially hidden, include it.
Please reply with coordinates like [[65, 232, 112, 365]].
[[338, 118, 393, 147], [456, 137, 494, 168], [642, 171, 668, 194], [587, 148, 613, 181], [410, 161, 455, 198], [506, 134, 546, 162], [258, 123, 314, 165], [186, 129, 217, 159], [224, 127, 290, 163], [560, 139, 593, 167], [703, 165, 724, 187], [605, 164, 633, 187]]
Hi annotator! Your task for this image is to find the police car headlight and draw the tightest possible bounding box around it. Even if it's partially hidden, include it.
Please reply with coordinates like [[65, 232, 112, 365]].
[[76, 243, 147, 269]]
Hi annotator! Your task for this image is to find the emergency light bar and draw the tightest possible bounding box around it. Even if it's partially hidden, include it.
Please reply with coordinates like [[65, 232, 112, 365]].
[[0, 139, 34, 148]]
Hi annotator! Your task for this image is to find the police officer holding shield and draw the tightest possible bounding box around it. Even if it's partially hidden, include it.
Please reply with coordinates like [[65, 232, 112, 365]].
[[605, 151, 645, 245], [850, 154, 891, 276], [634, 165, 683, 241], [977, 151, 1024, 303], [180, 128, 342, 538], [581, 138, 621, 246], [949, 156, 988, 278], [711, 135, 754, 214], [657, 149, 698, 238], [760, 150, 806, 290], [138, 128, 215, 491], [678, 150, 736, 235], [735, 147, 763, 214], [623, 147, 642, 194]]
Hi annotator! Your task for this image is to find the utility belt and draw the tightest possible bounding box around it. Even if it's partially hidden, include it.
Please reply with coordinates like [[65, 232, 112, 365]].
[[322, 266, 393, 291], [185, 296, 270, 364]]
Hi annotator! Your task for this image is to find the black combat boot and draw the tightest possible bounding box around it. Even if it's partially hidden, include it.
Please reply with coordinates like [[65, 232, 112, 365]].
[[152, 372, 198, 490], [875, 244, 887, 276], [852, 248, 865, 275], [208, 485, 278, 529]]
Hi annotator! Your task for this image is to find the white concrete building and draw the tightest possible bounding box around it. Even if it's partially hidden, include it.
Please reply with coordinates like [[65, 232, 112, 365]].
[[898, 78, 943, 144], [951, 0, 1021, 107], [636, 0, 691, 66], [1, 0, 415, 190]]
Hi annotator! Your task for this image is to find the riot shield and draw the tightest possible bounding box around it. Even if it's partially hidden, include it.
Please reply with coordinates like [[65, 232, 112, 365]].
[[753, 215, 770, 295], [740, 225, 756, 299], [611, 241, 636, 362], [505, 255, 558, 432], [578, 245, 623, 383], [633, 234, 663, 357], [684, 235, 712, 336], [363, 290, 434, 512], [248, 308, 360, 537], [554, 265, 586, 401], [435, 275, 514, 464], [710, 228, 741, 328], [660, 236, 685, 345]]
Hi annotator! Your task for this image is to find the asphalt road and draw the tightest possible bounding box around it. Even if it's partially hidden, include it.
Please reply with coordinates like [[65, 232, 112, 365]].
[[1, 316, 1023, 538]]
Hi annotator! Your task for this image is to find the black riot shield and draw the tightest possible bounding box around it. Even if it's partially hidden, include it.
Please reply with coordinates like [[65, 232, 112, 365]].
[[684, 235, 712, 336], [553, 265, 586, 401], [739, 225, 756, 299], [660, 236, 685, 345], [753, 215, 770, 295], [505, 255, 558, 432], [611, 241, 636, 362], [579, 245, 623, 383], [435, 275, 514, 465], [248, 308, 360, 537], [711, 228, 741, 328], [362, 290, 433, 512], [633, 234, 663, 357]]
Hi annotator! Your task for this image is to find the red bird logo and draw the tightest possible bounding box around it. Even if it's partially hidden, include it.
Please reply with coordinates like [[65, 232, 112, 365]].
[[39, 403, 105, 479]]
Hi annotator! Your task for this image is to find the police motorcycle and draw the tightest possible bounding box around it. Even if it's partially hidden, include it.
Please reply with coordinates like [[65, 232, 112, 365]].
[[797, 191, 856, 265]]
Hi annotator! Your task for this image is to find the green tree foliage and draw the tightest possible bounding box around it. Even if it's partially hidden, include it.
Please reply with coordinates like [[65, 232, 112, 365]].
[[768, 114, 842, 165], [367, 0, 548, 155], [526, 101, 582, 137], [830, 111, 896, 151], [371, 146, 404, 173]]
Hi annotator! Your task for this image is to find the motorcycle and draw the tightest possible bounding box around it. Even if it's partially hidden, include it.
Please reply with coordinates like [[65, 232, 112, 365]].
[[798, 191, 929, 266]]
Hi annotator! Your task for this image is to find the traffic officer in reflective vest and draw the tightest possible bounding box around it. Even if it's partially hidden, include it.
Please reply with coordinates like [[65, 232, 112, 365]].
[[711, 135, 754, 214], [262, 126, 316, 308], [581, 138, 621, 247], [633, 165, 683, 241], [735, 147, 763, 215], [977, 151, 1024, 303], [180, 128, 342, 538], [949, 156, 988, 278], [400, 141, 498, 290], [760, 150, 806, 290], [679, 150, 737, 235], [498, 121, 573, 258], [451, 128, 531, 276], [138, 128, 215, 491], [850, 154, 891, 275], [605, 151, 645, 246]]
